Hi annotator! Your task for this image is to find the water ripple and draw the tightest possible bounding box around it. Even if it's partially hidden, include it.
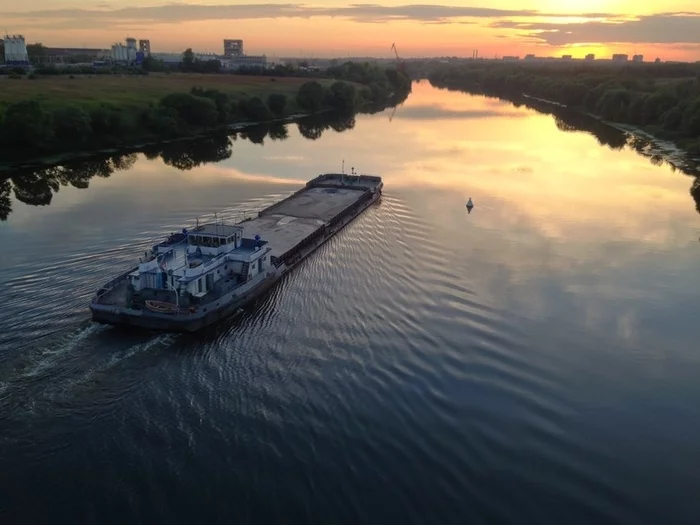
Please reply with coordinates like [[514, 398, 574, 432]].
[[1, 172, 695, 525]]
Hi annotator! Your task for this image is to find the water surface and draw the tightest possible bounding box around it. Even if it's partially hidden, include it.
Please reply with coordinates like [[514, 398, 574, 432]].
[[1, 81, 699, 525]]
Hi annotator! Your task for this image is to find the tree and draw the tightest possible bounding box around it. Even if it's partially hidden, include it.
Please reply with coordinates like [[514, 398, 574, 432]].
[[560, 83, 589, 107], [641, 91, 678, 126], [182, 48, 195, 70], [191, 87, 232, 122], [296, 81, 325, 113], [238, 97, 272, 122], [681, 97, 700, 136], [0, 100, 54, 152], [267, 93, 287, 116], [328, 81, 357, 111], [142, 56, 167, 72], [160, 92, 219, 127], [52, 106, 92, 146]]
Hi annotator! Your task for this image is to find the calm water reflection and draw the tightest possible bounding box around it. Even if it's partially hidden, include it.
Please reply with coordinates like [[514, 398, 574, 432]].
[[1, 81, 699, 525]]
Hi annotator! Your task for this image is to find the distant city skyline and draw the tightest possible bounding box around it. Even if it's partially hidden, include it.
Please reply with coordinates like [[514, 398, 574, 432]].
[[2, 1, 699, 61]]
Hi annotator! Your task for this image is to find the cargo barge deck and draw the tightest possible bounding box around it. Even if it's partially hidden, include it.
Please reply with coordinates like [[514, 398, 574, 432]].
[[89, 173, 382, 331]]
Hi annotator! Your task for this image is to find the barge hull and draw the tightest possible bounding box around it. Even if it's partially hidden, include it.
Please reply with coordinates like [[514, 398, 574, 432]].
[[90, 174, 382, 332]]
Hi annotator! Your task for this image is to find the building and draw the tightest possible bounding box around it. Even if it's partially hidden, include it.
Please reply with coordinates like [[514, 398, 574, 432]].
[[585, 53, 595, 61], [221, 54, 268, 71], [223, 39, 244, 57], [139, 39, 151, 56], [151, 52, 182, 64], [2, 34, 29, 65], [632, 54, 643, 63], [524, 54, 536, 61], [38, 47, 110, 64], [126, 37, 137, 51], [561, 54, 572, 60], [112, 37, 141, 64], [612, 54, 628, 62], [501, 56, 520, 61]]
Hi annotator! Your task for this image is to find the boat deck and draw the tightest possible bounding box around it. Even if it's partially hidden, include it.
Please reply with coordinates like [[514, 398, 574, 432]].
[[268, 187, 365, 220], [241, 185, 370, 259], [98, 280, 129, 306]]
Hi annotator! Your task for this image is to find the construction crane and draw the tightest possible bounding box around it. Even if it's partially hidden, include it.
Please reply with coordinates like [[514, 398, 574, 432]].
[[390, 43, 406, 73]]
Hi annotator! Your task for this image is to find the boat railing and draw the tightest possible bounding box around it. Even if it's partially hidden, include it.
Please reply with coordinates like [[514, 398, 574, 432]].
[[93, 267, 135, 302]]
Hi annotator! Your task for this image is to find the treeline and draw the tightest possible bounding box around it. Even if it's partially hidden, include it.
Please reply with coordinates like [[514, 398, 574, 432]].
[[0, 63, 411, 163], [428, 62, 700, 153]]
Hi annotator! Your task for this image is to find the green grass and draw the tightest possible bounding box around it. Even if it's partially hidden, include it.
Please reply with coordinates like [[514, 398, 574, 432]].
[[0, 73, 336, 111]]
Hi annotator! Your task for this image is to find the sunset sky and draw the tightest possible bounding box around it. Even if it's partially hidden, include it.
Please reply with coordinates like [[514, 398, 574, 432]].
[[2, 1, 700, 61]]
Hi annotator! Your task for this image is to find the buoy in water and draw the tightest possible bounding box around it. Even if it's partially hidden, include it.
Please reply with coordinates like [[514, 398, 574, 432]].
[[466, 197, 474, 209]]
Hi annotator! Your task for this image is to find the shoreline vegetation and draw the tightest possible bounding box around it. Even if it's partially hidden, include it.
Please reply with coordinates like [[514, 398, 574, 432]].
[[0, 61, 411, 167], [0, 110, 368, 221], [427, 61, 700, 162]]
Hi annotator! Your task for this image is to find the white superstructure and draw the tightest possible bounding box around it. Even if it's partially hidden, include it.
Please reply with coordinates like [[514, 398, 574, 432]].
[[130, 223, 271, 301], [3, 35, 29, 65]]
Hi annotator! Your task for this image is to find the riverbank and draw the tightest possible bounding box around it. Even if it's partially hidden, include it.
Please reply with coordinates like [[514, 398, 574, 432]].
[[428, 61, 700, 161], [0, 66, 412, 167]]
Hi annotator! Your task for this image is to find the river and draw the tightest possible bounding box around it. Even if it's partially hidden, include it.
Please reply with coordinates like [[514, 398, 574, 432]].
[[1, 81, 699, 524]]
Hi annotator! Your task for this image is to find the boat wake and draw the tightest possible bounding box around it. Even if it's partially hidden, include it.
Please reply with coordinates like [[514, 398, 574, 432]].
[[0, 324, 178, 414]]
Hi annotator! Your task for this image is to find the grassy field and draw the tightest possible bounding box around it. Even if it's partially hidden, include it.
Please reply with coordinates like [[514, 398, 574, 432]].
[[0, 73, 333, 110]]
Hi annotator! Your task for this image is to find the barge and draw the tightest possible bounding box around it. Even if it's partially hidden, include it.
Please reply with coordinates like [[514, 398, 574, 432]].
[[90, 173, 382, 331]]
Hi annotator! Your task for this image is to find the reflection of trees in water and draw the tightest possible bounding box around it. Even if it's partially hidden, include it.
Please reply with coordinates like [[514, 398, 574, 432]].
[[297, 112, 356, 140], [544, 108, 627, 150], [329, 113, 356, 133], [159, 134, 233, 170], [7, 154, 136, 206], [0, 153, 137, 220], [0, 179, 12, 221], [519, 97, 700, 219], [239, 125, 268, 145], [0, 109, 373, 220], [297, 118, 325, 141], [691, 178, 700, 214], [267, 123, 289, 141]]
